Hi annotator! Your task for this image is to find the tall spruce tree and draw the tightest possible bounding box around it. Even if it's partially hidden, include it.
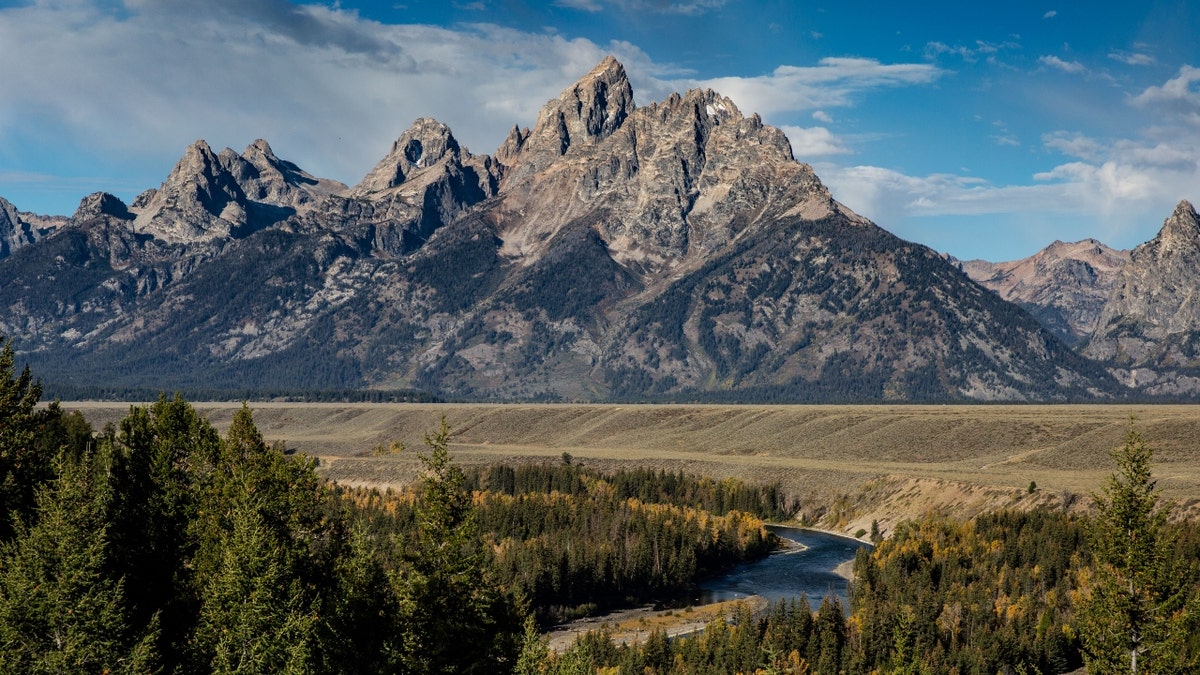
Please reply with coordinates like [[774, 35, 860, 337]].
[[1079, 421, 1194, 674]]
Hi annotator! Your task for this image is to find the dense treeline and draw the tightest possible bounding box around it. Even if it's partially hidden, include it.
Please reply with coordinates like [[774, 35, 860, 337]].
[[465, 463, 796, 522], [537, 598, 852, 674], [336, 461, 782, 623], [39, 383, 442, 403], [546, 508, 1200, 674], [0, 341, 521, 671]]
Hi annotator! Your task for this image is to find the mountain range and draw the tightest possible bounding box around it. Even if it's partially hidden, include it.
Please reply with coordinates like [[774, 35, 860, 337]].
[[1, 57, 1195, 402]]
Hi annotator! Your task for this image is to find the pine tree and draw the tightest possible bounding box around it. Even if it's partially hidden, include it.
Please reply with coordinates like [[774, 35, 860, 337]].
[[1079, 421, 1194, 674]]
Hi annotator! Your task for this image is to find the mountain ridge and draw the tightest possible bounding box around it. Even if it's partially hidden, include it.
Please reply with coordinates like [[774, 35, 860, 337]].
[[0, 57, 1129, 401]]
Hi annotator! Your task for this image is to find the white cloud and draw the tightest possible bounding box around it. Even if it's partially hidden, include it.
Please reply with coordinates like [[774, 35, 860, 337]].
[[562, 0, 729, 14], [1134, 65, 1200, 111], [1109, 51, 1155, 66], [1039, 55, 1086, 74], [690, 58, 941, 117], [780, 126, 850, 157], [1043, 10, 1057, 19], [924, 40, 1020, 64], [812, 110, 833, 123], [1043, 132, 1105, 161], [812, 120, 1200, 251]]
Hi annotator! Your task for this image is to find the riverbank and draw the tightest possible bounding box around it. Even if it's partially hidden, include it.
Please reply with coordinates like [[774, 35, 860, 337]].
[[546, 596, 769, 652]]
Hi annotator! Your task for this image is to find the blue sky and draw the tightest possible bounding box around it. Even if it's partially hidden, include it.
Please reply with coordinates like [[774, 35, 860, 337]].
[[1, 0, 1198, 260]]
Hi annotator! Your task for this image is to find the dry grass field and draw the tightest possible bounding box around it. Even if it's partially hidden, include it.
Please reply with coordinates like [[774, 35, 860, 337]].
[[63, 402, 1200, 532]]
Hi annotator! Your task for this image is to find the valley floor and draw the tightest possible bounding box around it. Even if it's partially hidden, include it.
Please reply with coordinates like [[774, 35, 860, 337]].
[[63, 401, 1200, 531]]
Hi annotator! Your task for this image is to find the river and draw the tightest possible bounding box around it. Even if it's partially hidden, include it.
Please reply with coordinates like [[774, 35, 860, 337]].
[[691, 526, 872, 611]]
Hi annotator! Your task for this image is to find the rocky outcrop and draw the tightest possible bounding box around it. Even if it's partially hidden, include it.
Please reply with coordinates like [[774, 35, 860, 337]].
[[222, 139, 345, 209], [1083, 201, 1200, 394], [961, 239, 1129, 346], [0, 197, 65, 259]]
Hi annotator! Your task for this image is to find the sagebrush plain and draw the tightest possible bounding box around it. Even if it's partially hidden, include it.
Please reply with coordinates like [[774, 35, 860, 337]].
[[65, 402, 1200, 532]]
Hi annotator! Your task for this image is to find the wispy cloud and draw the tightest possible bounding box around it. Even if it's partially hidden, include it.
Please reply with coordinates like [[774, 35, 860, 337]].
[[1039, 55, 1086, 74], [691, 58, 942, 117], [1043, 10, 1057, 19], [924, 40, 1020, 64], [1109, 51, 1155, 66], [812, 110, 833, 123], [557, 0, 728, 14], [780, 126, 851, 157], [554, 0, 604, 11], [819, 122, 1200, 246]]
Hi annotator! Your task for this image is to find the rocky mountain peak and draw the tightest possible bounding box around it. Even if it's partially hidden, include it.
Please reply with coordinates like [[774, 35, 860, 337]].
[[1155, 199, 1200, 255], [962, 238, 1129, 346], [491, 56, 837, 272], [130, 139, 250, 243], [568, 55, 635, 140], [501, 56, 635, 182], [1084, 199, 1200, 387], [231, 139, 346, 207], [73, 192, 132, 221], [353, 118, 463, 195]]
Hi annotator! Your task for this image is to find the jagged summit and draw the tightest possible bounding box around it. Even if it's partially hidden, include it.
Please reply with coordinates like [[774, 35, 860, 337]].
[[353, 118, 464, 195], [74, 192, 132, 221], [1083, 199, 1200, 392], [491, 56, 836, 273], [1154, 199, 1200, 255], [131, 139, 249, 243], [500, 55, 635, 184]]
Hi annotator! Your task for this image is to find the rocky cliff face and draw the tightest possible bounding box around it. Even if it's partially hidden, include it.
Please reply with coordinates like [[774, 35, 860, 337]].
[[1082, 201, 1200, 394], [961, 239, 1129, 346], [0, 57, 1123, 401], [0, 197, 65, 259]]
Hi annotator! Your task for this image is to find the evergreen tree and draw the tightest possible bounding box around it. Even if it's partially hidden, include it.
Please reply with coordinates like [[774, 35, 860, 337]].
[[192, 500, 318, 674], [188, 404, 333, 672], [394, 417, 524, 673], [1079, 421, 1194, 674], [108, 395, 222, 662], [0, 339, 55, 542], [0, 450, 158, 673]]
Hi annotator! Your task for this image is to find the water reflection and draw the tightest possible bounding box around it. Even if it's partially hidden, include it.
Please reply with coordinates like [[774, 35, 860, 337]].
[[693, 526, 871, 611]]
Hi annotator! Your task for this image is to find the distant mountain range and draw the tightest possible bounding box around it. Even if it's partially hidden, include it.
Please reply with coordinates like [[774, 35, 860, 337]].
[[2, 57, 1196, 401], [956, 200, 1200, 396]]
